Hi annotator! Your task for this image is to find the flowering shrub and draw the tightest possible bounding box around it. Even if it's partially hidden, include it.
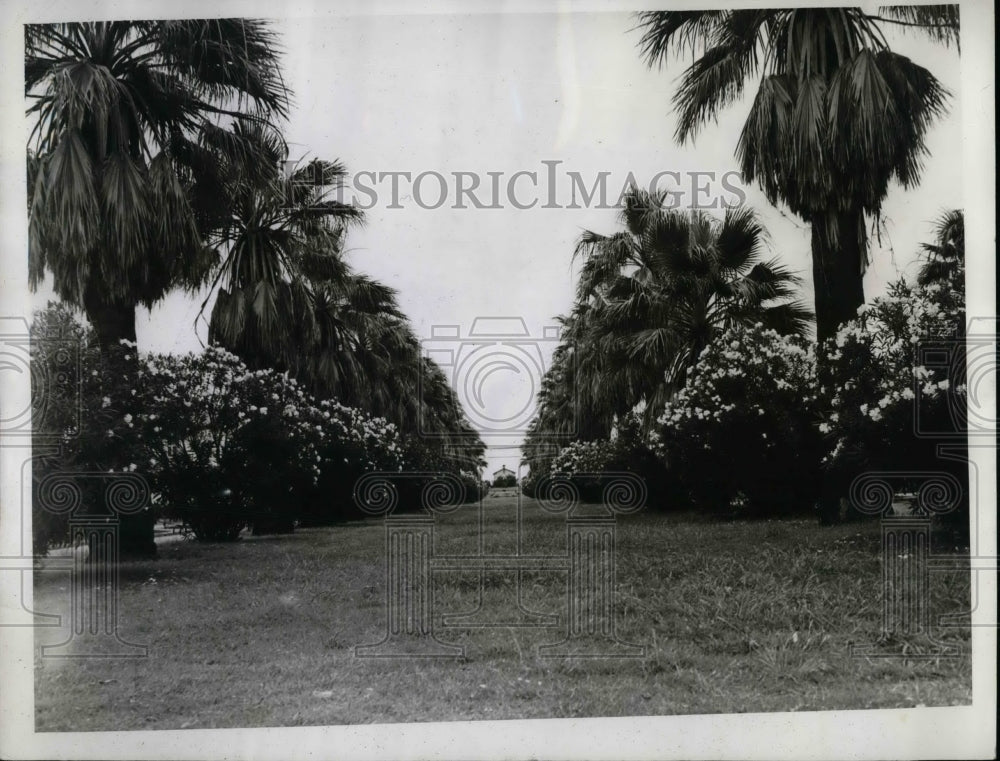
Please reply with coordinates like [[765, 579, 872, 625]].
[[29, 303, 478, 547], [550, 439, 619, 475], [524, 415, 665, 505], [371, 441, 488, 514], [547, 439, 623, 503], [30, 303, 160, 555], [652, 323, 824, 516], [818, 260, 967, 524], [130, 346, 409, 536], [133, 348, 301, 537], [456, 470, 489, 503]]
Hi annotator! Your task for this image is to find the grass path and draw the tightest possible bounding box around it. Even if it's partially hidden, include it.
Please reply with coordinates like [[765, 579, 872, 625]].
[[33, 494, 971, 730]]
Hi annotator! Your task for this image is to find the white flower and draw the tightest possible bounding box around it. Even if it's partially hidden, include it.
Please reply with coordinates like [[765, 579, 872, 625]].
[[818, 423, 831, 434], [937, 379, 950, 391], [101, 396, 111, 408], [123, 413, 133, 424]]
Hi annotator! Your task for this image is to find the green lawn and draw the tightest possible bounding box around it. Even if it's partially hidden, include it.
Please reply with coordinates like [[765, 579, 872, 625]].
[[33, 493, 971, 730]]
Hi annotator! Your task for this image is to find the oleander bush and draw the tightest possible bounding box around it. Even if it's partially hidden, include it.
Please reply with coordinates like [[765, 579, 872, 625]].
[[525, 415, 666, 507], [30, 303, 158, 554], [818, 246, 968, 528], [31, 302, 483, 545], [652, 323, 824, 517], [134, 346, 409, 537], [28, 304, 417, 545]]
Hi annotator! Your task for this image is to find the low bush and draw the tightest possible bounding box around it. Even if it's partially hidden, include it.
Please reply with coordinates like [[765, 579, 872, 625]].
[[29, 304, 479, 546], [652, 323, 824, 517], [818, 249, 967, 528], [525, 416, 666, 508], [133, 346, 406, 537], [30, 303, 159, 555]]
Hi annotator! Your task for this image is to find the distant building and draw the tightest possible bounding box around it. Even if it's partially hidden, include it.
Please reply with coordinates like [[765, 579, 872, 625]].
[[491, 465, 516, 486]]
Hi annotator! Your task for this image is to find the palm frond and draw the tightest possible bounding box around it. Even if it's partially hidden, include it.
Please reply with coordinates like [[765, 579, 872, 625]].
[[672, 10, 769, 142], [876, 5, 960, 49], [634, 11, 727, 68], [715, 204, 766, 271], [736, 74, 797, 210]]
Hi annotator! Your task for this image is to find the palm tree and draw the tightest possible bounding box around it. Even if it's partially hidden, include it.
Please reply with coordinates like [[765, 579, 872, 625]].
[[568, 186, 811, 433], [635, 7, 957, 343], [917, 208, 964, 285], [200, 135, 487, 467], [202, 128, 378, 393], [26, 21, 290, 556], [26, 20, 290, 357], [521, 340, 589, 475], [201, 138, 483, 461]]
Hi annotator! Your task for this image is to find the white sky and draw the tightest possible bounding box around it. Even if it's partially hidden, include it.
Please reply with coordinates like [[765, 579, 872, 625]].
[[33, 11, 963, 475]]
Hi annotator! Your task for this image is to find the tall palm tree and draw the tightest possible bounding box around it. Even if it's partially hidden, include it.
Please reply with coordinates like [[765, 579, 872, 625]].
[[568, 186, 811, 433], [26, 20, 290, 356], [26, 21, 290, 556], [202, 128, 376, 392], [202, 135, 486, 465], [635, 7, 957, 343]]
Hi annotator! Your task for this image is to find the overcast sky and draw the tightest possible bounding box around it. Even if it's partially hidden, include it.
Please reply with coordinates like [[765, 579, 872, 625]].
[[34, 10, 963, 476]]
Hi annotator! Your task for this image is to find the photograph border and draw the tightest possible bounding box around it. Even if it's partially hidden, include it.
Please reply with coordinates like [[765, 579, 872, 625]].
[[1, 0, 995, 759]]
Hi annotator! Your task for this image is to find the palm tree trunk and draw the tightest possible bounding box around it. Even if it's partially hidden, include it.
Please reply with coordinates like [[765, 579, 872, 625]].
[[82, 293, 157, 557], [811, 209, 866, 525], [810, 209, 866, 346], [82, 295, 138, 357]]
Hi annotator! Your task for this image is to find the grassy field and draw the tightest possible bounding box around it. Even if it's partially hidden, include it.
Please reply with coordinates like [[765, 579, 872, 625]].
[[33, 491, 971, 730]]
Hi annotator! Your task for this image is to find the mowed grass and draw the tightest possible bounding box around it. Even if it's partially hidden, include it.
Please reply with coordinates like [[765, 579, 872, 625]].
[[33, 491, 971, 730]]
